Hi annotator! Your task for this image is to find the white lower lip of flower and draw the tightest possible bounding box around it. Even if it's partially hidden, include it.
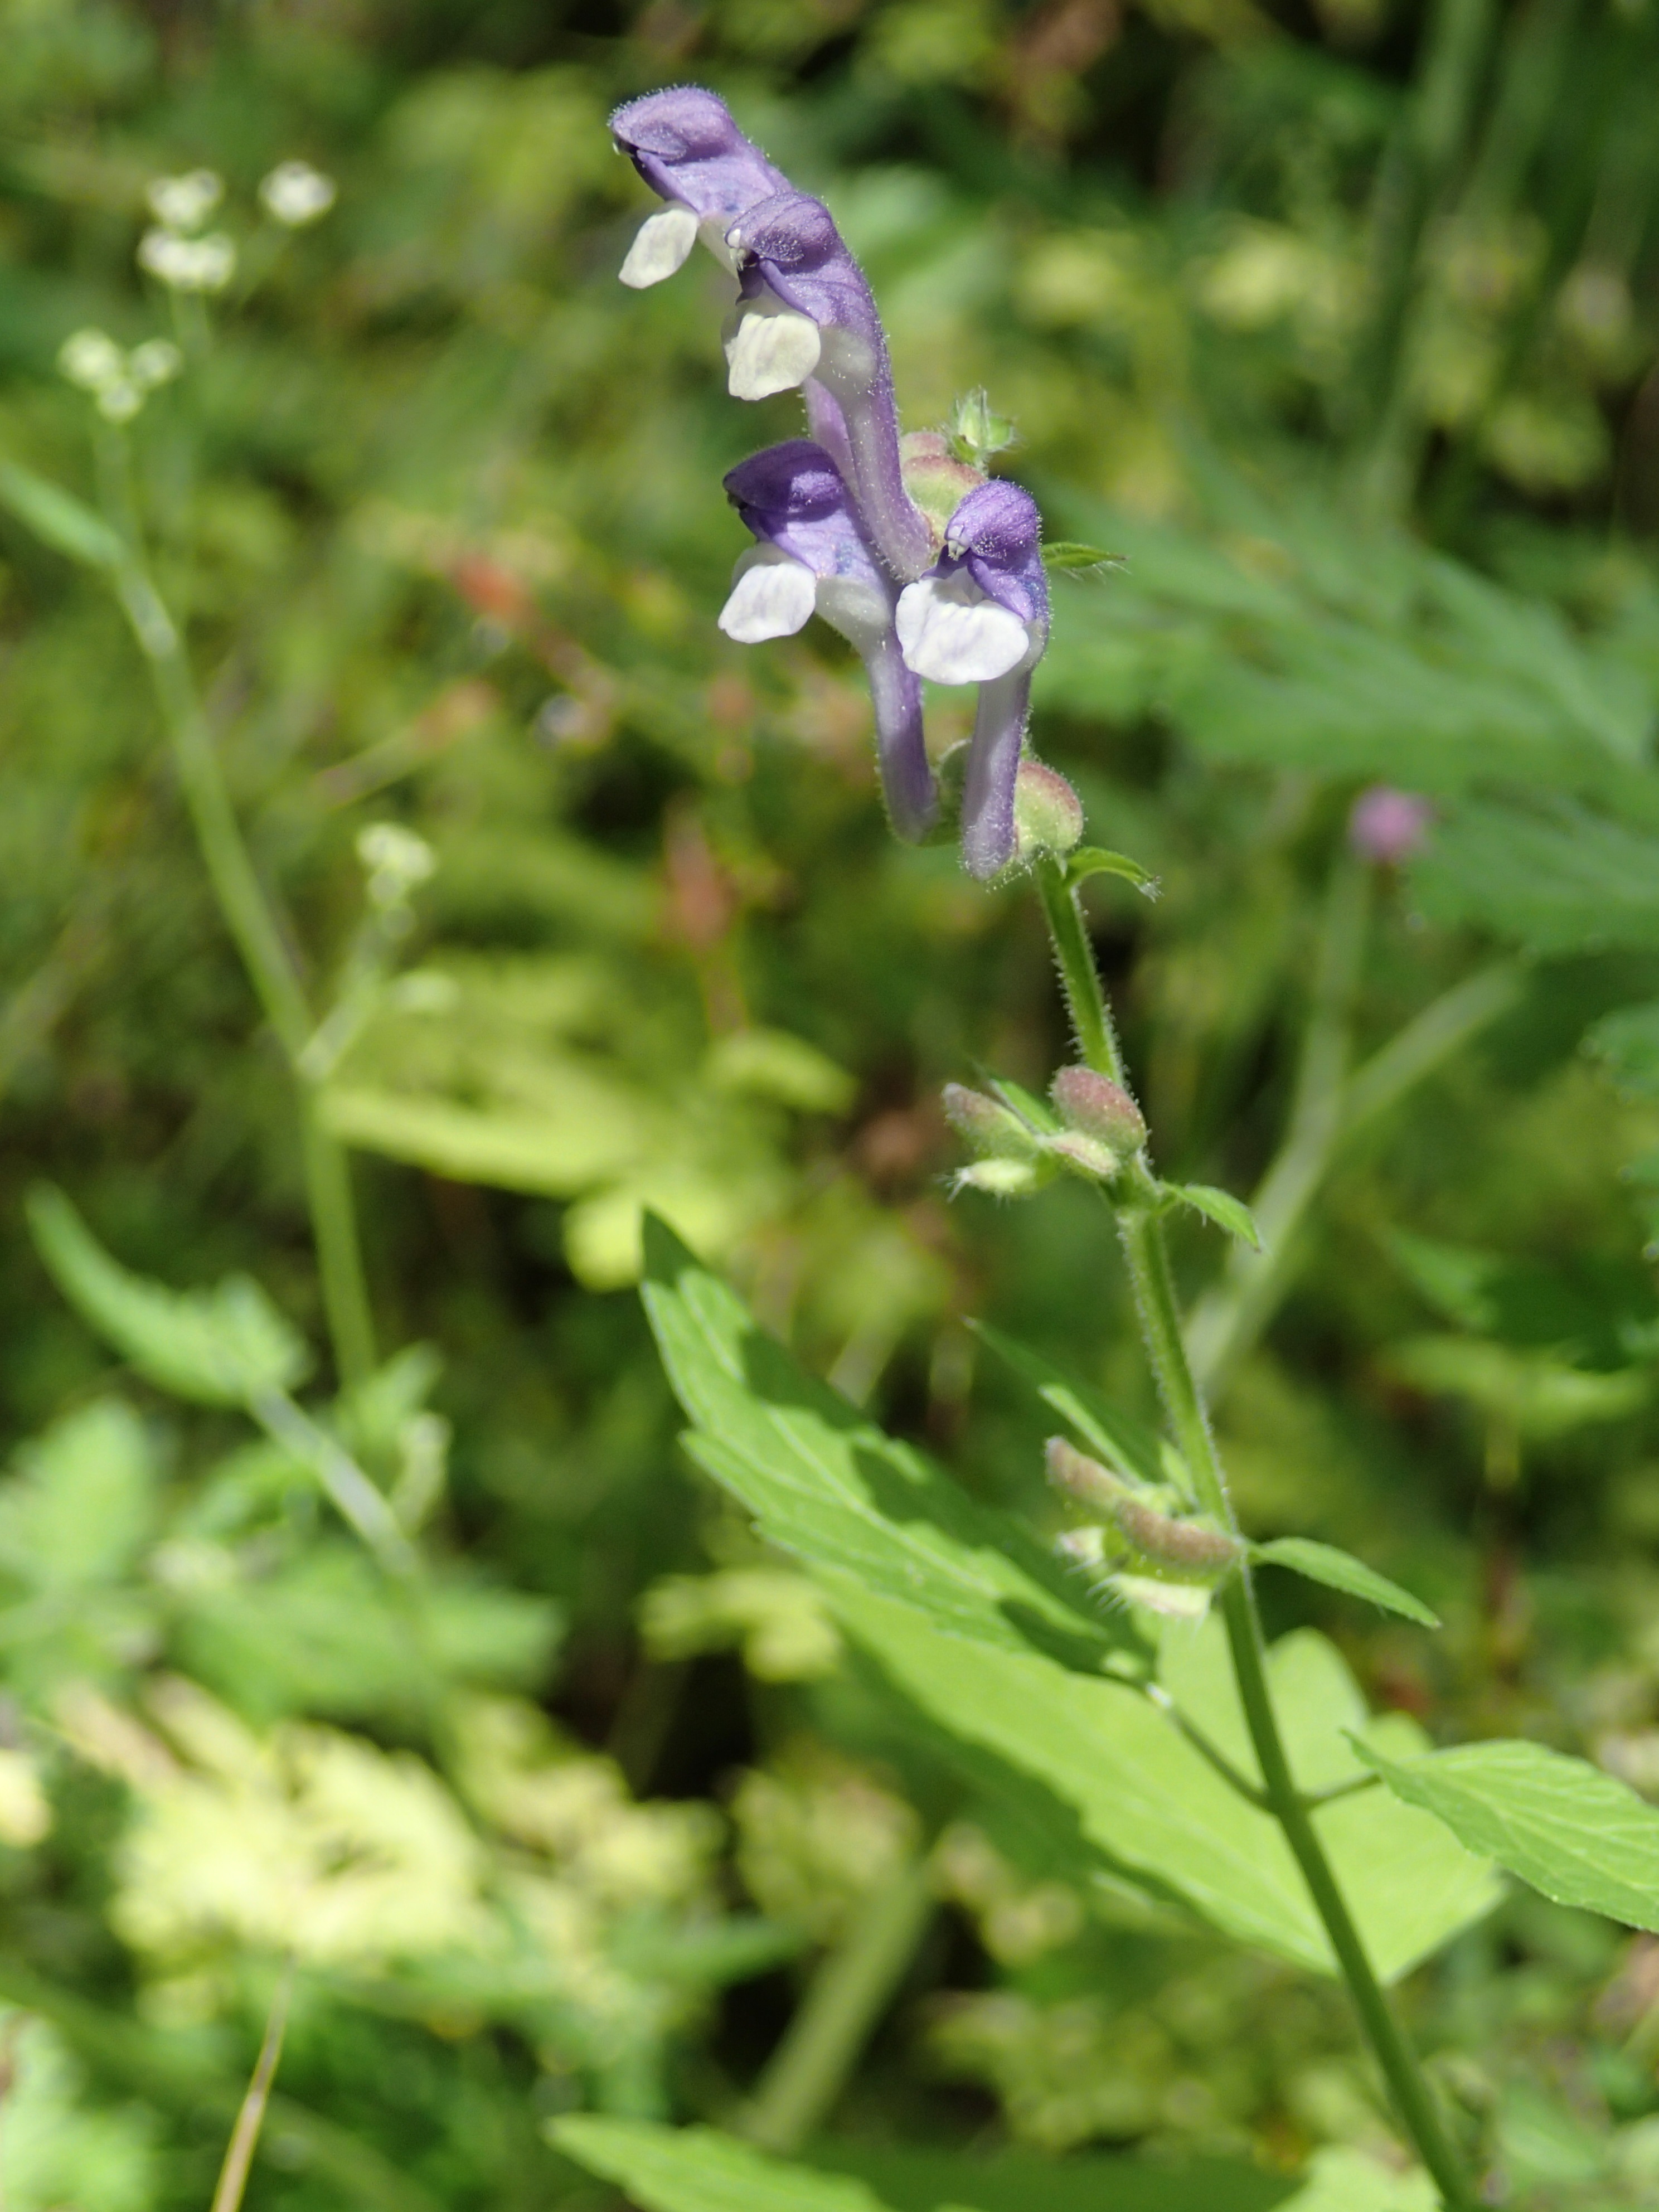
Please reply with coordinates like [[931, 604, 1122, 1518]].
[[718, 546, 818, 642], [619, 204, 699, 288], [895, 574, 1031, 684], [813, 575, 890, 647], [722, 296, 822, 400]]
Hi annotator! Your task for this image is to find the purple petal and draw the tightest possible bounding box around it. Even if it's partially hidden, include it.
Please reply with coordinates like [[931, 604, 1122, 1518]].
[[726, 190, 932, 584], [610, 88, 787, 227], [866, 631, 935, 844], [942, 481, 1049, 630], [960, 668, 1031, 880], [722, 439, 882, 588]]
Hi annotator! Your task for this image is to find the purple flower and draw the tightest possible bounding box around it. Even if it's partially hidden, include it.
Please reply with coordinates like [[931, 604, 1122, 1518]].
[[610, 88, 787, 287], [1349, 785, 1434, 866], [896, 482, 1049, 879], [723, 190, 933, 585], [721, 440, 935, 842]]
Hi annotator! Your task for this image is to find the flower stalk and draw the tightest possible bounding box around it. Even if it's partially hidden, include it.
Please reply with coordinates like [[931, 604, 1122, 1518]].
[[1033, 856, 1477, 2212]]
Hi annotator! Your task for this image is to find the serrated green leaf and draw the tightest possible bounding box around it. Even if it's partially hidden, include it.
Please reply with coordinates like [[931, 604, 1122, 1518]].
[[1587, 997, 1659, 1101], [1041, 541, 1124, 573], [0, 460, 125, 570], [1066, 846, 1159, 898], [1165, 1183, 1262, 1249], [27, 1185, 311, 1406], [551, 2119, 895, 2212], [1251, 1540, 1439, 1628], [968, 1321, 1170, 1489], [641, 1221, 1127, 1670], [0, 1399, 158, 1593], [1351, 1735, 1659, 1930], [839, 1590, 1497, 1980], [1411, 799, 1659, 955]]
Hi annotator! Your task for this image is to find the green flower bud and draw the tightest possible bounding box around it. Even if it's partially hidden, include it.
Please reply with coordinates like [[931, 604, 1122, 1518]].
[[1046, 1437, 1243, 1577], [1050, 1068, 1146, 1156], [1012, 760, 1084, 862], [1046, 1131, 1118, 1181], [953, 1156, 1051, 1198], [943, 1082, 1043, 1163], [899, 430, 987, 550], [946, 387, 1017, 467]]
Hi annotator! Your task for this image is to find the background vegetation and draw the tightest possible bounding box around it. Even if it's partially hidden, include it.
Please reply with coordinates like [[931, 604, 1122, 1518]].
[[3, 0, 1659, 2206]]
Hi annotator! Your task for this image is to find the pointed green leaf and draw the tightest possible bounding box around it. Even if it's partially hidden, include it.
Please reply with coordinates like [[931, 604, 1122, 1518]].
[[550, 2119, 895, 2212], [1351, 1734, 1659, 1930], [968, 1320, 1170, 1489], [1041, 541, 1124, 573], [1066, 846, 1159, 899], [1251, 1539, 1439, 1628], [27, 1185, 311, 1406], [0, 460, 124, 570], [640, 1220, 1127, 1670], [838, 1590, 1497, 1981], [1166, 1183, 1263, 1249]]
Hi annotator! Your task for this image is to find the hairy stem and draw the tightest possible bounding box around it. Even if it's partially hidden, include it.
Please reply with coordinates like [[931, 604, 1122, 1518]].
[[738, 1856, 933, 2156], [106, 527, 377, 1389], [1032, 856, 1476, 2209], [210, 1960, 294, 2212]]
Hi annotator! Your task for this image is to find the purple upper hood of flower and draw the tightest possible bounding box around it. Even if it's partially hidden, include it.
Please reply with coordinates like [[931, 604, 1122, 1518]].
[[723, 439, 882, 587], [938, 481, 1049, 630], [726, 190, 885, 357], [610, 88, 787, 226]]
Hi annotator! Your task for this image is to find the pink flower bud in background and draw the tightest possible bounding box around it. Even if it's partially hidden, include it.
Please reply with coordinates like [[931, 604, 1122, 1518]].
[[1348, 786, 1434, 866], [1050, 1068, 1146, 1154]]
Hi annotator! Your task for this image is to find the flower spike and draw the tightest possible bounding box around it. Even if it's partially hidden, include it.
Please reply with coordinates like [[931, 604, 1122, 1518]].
[[897, 482, 1050, 880], [725, 191, 933, 584], [722, 441, 936, 842], [610, 88, 788, 286]]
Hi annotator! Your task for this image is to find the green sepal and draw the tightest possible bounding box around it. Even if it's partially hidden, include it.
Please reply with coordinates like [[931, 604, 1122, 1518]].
[[1066, 846, 1160, 899], [1162, 1182, 1263, 1249]]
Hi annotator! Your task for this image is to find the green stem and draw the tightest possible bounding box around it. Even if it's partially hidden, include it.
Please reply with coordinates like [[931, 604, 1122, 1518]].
[[107, 542, 377, 1389], [1034, 857, 1476, 2210], [738, 1856, 933, 2156], [210, 1958, 294, 2212]]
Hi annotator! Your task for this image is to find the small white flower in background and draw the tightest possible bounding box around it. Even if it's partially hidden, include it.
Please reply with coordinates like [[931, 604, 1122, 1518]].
[[145, 168, 223, 234], [57, 326, 183, 421], [138, 228, 236, 293], [57, 328, 125, 392], [357, 822, 436, 908], [259, 159, 337, 227]]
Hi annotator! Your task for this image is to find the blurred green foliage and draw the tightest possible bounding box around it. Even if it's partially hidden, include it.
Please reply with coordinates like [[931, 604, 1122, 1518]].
[[3, 0, 1659, 2207]]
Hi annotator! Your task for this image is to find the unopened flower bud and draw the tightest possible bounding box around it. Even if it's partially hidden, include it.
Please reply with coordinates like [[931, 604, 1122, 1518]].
[[1046, 1131, 1118, 1180], [146, 169, 222, 234], [899, 431, 984, 550], [1050, 1068, 1146, 1156], [954, 1157, 1049, 1198], [947, 388, 1017, 467], [943, 1083, 1042, 1163], [1046, 1437, 1243, 1577], [357, 822, 436, 908], [1012, 760, 1084, 862], [1349, 785, 1433, 866]]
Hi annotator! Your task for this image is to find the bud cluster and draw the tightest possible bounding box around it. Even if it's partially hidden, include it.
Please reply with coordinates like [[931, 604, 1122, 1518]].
[[943, 1063, 1148, 1200], [609, 89, 1083, 882], [1046, 1435, 1243, 1618]]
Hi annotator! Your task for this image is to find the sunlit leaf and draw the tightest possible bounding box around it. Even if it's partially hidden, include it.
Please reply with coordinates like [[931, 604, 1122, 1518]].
[[1353, 1735, 1659, 1930], [641, 1221, 1128, 1671], [1251, 1540, 1439, 1628], [551, 2119, 896, 2212], [27, 1186, 310, 1407]]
